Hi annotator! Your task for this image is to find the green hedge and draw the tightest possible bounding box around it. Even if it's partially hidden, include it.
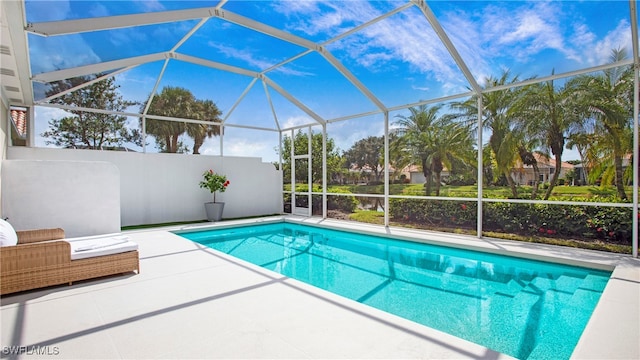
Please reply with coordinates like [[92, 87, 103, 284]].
[[389, 198, 634, 245]]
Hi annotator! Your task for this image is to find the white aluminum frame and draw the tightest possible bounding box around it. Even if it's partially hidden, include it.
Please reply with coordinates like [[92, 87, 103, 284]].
[[4, 0, 638, 257]]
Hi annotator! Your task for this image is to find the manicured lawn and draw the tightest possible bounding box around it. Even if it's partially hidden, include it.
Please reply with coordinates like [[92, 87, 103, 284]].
[[307, 183, 631, 200]]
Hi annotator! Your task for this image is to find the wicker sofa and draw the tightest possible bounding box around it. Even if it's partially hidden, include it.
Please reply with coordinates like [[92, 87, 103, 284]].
[[1, 228, 139, 295]]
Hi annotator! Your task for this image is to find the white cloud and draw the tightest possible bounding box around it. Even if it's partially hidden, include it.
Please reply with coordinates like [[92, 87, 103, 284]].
[[274, 0, 374, 37], [327, 115, 385, 152], [357, 12, 457, 80], [586, 20, 632, 66], [437, 1, 632, 80], [271, 1, 320, 18], [274, 1, 465, 89], [208, 42, 277, 70], [223, 138, 272, 159], [114, 70, 157, 103], [26, 0, 71, 21], [88, 3, 110, 18], [134, 0, 165, 12], [29, 36, 101, 75], [33, 106, 71, 147], [280, 115, 317, 130], [197, 131, 279, 162], [450, 5, 556, 79], [207, 42, 315, 76]]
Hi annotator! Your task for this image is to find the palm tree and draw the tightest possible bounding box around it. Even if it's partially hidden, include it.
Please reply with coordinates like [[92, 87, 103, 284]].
[[568, 48, 633, 200], [144, 87, 222, 154], [393, 104, 442, 196], [186, 99, 222, 155], [515, 135, 543, 200], [387, 131, 411, 182], [566, 132, 595, 184], [517, 74, 581, 199], [393, 104, 474, 196], [452, 70, 527, 198], [429, 121, 475, 195], [144, 87, 194, 153]]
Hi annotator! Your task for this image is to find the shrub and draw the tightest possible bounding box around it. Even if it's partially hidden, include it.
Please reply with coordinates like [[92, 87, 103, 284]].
[[389, 198, 476, 229], [327, 189, 358, 213], [389, 198, 633, 245]]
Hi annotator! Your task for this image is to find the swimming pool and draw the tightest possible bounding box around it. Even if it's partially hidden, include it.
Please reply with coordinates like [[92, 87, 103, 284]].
[[179, 221, 611, 359]]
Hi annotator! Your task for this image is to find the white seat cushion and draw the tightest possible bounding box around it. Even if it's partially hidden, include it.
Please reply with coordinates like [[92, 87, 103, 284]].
[[68, 235, 138, 260], [0, 219, 18, 247]]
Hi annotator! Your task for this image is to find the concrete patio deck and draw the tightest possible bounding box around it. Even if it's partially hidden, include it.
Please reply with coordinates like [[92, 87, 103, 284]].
[[1, 216, 638, 359]]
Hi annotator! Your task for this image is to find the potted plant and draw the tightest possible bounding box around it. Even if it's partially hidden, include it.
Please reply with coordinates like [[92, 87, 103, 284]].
[[199, 169, 230, 221]]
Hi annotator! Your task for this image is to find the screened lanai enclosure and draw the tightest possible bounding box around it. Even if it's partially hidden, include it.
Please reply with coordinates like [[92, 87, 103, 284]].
[[1, 0, 638, 256]]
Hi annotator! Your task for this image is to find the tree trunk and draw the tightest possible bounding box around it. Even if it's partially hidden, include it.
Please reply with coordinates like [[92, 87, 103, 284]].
[[505, 169, 518, 198], [422, 158, 433, 196], [193, 136, 203, 155], [531, 163, 540, 200], [517, 147, 538, 200], [171, 134, 180, 153], [433, 158, 443, 196], [544, 156, 563, 200], [434, 171, 442, 196], [614, 155, 628, 200], [577, 145, 589, 184], [164, 135, 173, 153]]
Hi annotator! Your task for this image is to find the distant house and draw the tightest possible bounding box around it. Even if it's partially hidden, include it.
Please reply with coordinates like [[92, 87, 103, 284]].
[[339, 163, 416, 185], [342, 163, 393, 184], [403, 164, 451, 184], [573, 163, 588, 185], [511, 153, 574, 186], [402, 153, 575, 186], [572, 154, 632, 186]]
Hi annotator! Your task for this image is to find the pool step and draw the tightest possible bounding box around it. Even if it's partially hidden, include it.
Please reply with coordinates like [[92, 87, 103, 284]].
[[526, 332, 568, 360], [393, 264, 491, 298], [579, 273, 610, 292]]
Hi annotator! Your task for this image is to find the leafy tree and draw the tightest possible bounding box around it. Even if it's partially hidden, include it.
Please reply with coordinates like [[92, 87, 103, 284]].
[[143, 86, 222, 154], [568, 48, 633, 200], [343, 136, 385, 182], [277, 130, 342, 184], [42, 75, 141, 149], [564, 168, 578, 185]]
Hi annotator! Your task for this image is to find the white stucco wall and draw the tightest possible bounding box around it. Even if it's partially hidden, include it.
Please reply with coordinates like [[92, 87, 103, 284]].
[[4, 147, 282, 234], [0, 101, 7, 161], [2, 159, 121, 237], [0, 100, 9, 217]]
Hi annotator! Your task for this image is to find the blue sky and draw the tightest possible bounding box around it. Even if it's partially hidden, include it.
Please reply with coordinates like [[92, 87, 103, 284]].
[[27, 0, 633, 162]]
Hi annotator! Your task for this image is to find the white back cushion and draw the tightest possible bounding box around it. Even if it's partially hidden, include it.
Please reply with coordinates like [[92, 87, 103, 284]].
[[0, 219, 18, 246]]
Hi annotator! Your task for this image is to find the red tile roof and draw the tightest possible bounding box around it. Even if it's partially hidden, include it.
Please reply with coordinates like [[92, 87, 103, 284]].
[[10, 108, 27, 139]]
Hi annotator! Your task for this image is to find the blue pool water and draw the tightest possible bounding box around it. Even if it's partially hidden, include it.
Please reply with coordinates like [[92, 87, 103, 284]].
[[179, 222, 611, 359]]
